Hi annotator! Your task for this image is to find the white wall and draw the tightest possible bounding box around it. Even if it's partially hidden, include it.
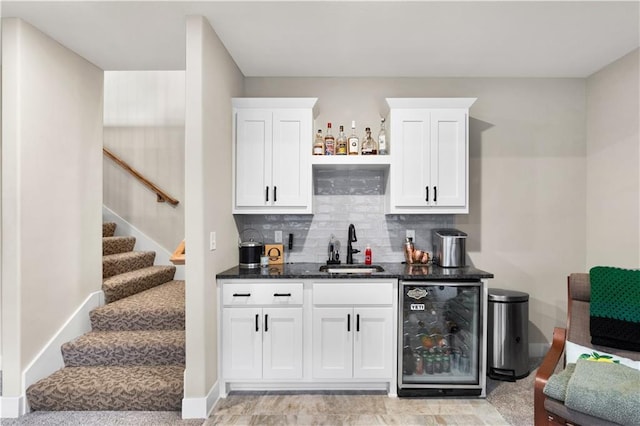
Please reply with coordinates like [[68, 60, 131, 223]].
[[244, 77, 587, 345], [1, 17, 103, 408], [183, 15, 243, 417], [586, 48, 640, 268], [103, 71, 185, 253]]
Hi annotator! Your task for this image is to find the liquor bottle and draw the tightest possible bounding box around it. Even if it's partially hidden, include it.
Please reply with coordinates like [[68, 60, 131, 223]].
[[402, 334, 415, 375], [336, 125, 348, 155], [324, 122, 335, 155], [348, 121, 359, 155], [378, 118, 388, 155], [361, 127, 378, 155], [313, 129, 324, 155]]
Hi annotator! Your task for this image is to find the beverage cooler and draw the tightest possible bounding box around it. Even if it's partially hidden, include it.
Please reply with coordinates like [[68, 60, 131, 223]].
[[398, 281, 487, 397]]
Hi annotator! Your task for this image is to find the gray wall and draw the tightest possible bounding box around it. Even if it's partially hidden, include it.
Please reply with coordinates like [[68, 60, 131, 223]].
[[184, 15, 243, 412], [586, 48, 639, 268], [1, 17, 103, 401], [103, 71, 185, 253], [243, 77, 588, 347]]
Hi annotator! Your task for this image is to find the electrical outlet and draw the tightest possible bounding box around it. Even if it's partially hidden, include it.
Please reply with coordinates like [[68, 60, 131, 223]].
[[406, 229, 415, 242], [274, 230, 283, 243], [210, 231, 216, 251]]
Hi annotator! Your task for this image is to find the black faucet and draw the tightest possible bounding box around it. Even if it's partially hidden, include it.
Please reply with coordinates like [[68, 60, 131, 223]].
[[347, 224, 360, 264]]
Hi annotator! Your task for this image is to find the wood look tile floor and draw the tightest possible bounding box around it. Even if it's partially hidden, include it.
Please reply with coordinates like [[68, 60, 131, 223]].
[[205, 392, 509, 425]]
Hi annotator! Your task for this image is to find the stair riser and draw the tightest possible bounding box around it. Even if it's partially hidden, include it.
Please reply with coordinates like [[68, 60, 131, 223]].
[[103, 266, 176, 304], [103, 222, 116, 238], [26, 367, 184, 411], [103, 252, 156, 279], [103, 236, 136, 256], [62, 344, 185, 367], [90, 311, 185, 331]]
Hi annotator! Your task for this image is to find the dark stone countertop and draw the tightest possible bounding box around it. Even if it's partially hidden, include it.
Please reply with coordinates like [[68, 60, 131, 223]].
[[217, 262, 493, 281]]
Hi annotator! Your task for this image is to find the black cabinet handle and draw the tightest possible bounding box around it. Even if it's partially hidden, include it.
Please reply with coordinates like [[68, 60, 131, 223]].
[[356, 314, 360, 332], [425, 186, 429, 202], [265, 314, 268, 332], [274, 186, 277, 202], [347, 314, 351, 332], [255, 314, 259, 332], [274, 293, 292, 297], [434, 186, 437, 202], [265, 186, 269, 202], [233, 293, 251, 297]]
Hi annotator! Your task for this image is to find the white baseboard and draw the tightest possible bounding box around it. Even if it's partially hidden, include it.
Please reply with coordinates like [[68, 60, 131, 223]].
[[181, 380, 219, 419], [1, 291, 103, 418], [102, 206, 185, 280], [0, 395, 25, 419]]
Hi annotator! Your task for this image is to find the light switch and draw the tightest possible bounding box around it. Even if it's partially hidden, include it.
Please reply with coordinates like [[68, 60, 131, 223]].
[[210, 232, 216, 251], [275, 230, 283, 243]]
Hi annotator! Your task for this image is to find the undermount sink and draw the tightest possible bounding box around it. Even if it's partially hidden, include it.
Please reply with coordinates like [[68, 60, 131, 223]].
[[319, 264, 385, 274]]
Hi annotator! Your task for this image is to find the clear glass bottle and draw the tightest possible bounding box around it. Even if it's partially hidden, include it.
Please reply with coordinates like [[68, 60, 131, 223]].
[[348, 121, 359, 155], [336, 125, 348, 155], [361, 127, 378, 155], [324, 122, 335, 155], [378, 118, 388, 155], [313, 129, 324, 155]]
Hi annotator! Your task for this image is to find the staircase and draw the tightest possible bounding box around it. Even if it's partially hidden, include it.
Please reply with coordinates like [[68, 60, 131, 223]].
[[26, 222, 185, 411]]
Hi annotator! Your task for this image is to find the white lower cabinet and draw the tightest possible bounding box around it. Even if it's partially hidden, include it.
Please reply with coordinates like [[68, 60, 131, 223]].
[[312, 282, 394, 380], [313, 306, 393, 379], [220, 279, 396, 393], [222, 283, 303, 380]]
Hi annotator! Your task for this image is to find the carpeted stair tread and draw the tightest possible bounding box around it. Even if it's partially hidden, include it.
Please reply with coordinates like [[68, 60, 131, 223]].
[[103, 236, 136, 256], [62, 330, 185, 367], [102, 265, 176, 304], [103, 251, 156, 279], [91, 280, 185, 331], [26, 365, 184, 411], [103, 222, 117, 238]]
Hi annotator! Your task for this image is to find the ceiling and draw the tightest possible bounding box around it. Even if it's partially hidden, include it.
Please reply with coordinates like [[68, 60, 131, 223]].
[[2, 1, 639, 77]]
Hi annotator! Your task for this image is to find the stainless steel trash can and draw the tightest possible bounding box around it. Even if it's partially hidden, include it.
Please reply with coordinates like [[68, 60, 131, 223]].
[[487, 289, 529, 381]]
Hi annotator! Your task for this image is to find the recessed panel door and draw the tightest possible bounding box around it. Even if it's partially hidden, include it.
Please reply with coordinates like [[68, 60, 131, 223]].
[[430, 109, 467, 207], [312, 307, 353, 379], [271, 110, 310, 208], [353, 307, 393, 379], [235, 109, 272, 208], [222, 308, 262, 379], [262, 307, 303, 380], [391, 109, 431, 207]]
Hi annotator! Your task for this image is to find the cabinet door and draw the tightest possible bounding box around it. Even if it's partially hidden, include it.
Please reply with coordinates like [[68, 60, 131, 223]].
[[353, 307, 393, 379], [430, 109, 467, 208], [262, 307, 303, 380], [235, 109, 272, 208], [390, 109, 431, 208], [312, 307, 353, 379], [271, 110, 311, 209], [222, 308, 262, 379]]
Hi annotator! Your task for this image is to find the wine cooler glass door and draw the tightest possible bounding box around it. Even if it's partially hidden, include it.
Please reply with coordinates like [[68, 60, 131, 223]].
[[399, 282, 482, 389]]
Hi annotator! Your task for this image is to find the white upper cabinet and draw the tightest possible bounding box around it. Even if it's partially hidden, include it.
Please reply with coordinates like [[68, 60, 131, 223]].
[[386, 98, 476, 214], [233, 98, 317, 214]]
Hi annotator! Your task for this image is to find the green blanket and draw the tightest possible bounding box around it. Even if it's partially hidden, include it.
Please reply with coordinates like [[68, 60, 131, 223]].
[[590, 266, 640, 351], [545, 359, 640, 425]]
